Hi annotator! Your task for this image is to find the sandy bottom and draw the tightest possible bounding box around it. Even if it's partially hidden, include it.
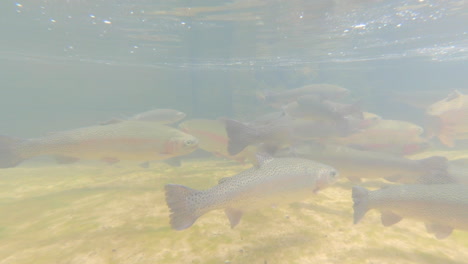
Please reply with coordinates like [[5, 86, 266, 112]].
[[0, 158, 467, 264]]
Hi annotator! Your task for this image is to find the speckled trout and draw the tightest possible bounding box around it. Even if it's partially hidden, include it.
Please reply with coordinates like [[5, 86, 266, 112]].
[[0, 120, 198, 168], [165, 156, 338, 230], [353, 184, 468, 239], [283, 142, 448, 183]]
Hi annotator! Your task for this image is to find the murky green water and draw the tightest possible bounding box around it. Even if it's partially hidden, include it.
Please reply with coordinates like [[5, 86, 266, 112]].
[[1, 0, 467, 263]]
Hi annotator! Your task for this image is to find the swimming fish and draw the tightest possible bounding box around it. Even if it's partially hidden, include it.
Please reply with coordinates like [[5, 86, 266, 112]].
[[224, 112, 294, 156], [426, 90, 468, 147], [225, 112, 358, 156], [101, 108, 186, 125], [259, 84, 349, 108], [352, 184, 468, 239], [283, 95, 363, 122], [178, 119, 257, 164], [0, 120, 198, 168], [328, 119, 428, 155], [283, 143, 448, 183], [165, 155, 339, 230], [131, 108, 186, 123]]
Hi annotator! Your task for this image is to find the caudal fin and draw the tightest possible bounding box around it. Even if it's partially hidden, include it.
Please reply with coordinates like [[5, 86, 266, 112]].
[[0, 136, 26, 168], [224, 119, 258, 156], [352, 186, 370, 224], [164, 184, 201, 230]]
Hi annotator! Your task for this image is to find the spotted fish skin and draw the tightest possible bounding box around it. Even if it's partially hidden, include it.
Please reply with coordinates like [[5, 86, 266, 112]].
[[165, 156, 338, 230], [352, 184, 468, 239]]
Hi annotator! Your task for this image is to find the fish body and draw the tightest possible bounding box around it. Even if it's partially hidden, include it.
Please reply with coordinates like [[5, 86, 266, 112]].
[[284, 95, 363, 122], [100, 109, 186, 125], [225, 112, 358, 156], [329, 119, 428, 155], [224, 113, 294, 156], [0, 121, 198, 168], [178, 119, 256, 164], [165, 156, 339, 230], [352, 184, 468, 239], [426, 90, 468, 147], [260, 84, 349, 107], [130, 108, 186, 124], [287, 143, 447, 183]]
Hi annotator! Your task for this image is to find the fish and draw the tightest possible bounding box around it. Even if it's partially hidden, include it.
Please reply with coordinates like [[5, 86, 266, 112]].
[[224, 112, 294, 156], [224, 113, 357, 156], [426, 90, 468, 147], [0, 120, 198, 168], [131, 108, 186, 124], [283, 95, 363, 122], [283, 142, 448, 183], [178, 119, 257, 164], [328, 119, 429, 155], [101, 108, 186, 125], [165, 155, 339, 230], [352, 184, 468, 239], [259, 84, 349, 108]]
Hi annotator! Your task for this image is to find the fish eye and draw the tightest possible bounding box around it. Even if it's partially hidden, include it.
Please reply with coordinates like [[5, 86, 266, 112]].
[[184, 139, 196, 146], [329, 171, 337, 178]]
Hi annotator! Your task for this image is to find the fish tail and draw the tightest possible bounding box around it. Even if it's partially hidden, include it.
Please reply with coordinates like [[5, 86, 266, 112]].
[[164, 184, 201, 230], [0, 136, 27, 168], [352, 186, 370, 224], [224, 119, 257, 156]]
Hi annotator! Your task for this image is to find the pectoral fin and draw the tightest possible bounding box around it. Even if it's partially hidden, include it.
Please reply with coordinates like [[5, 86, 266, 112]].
[[381, 212, 402, 226], [224, 208, 243, 228]]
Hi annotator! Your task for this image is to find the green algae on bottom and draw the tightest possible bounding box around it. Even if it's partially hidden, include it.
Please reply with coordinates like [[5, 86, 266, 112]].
[[0, 159, 466, 264]]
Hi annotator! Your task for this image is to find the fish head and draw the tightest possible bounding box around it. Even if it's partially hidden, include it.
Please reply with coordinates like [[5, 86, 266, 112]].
[[426, 90, 463, 116], [311, 165, 339, 193], [165, 135, 199, 155]]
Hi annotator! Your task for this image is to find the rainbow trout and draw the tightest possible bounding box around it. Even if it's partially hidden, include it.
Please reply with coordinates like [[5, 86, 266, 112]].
[[353, 184, 468, 239], [0, 120, 198, 168], [165, 156, 338, 230]]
